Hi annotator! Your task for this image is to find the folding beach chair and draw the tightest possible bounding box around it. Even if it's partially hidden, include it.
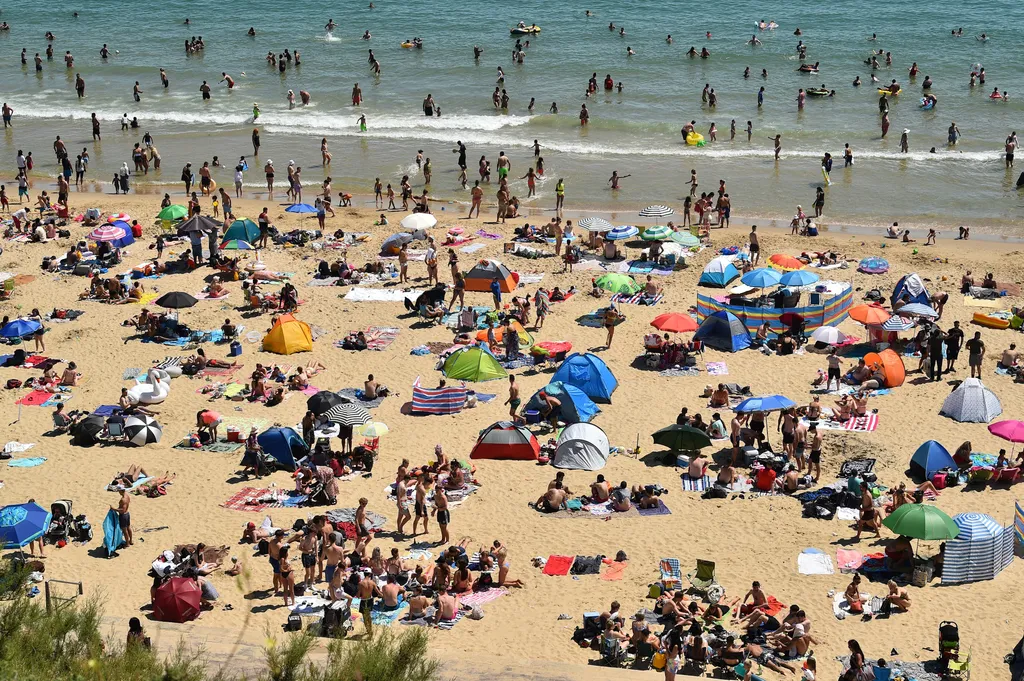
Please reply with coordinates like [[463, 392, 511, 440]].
[[946, 649, 971, 680], [599, 636, 627, 667], [995, 467, 1021, 484], [659, 557, 682, 590], [686, 559, 724, 603]]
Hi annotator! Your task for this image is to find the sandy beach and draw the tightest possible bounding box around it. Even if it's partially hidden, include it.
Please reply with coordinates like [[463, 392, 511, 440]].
[[1, 190, 1023, 680]]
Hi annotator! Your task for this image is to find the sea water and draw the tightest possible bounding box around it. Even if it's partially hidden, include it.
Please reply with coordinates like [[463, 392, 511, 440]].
[[1, 0, 1023, 235]]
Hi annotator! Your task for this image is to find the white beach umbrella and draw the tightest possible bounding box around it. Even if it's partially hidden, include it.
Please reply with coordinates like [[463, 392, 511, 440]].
[[810, 326, 847, 345], [400, 213, 438, 231]]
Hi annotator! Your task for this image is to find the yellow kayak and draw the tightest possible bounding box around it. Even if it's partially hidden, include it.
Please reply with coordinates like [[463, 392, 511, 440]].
[[510, 25, 541, 35], [686, 132, 705, 147]]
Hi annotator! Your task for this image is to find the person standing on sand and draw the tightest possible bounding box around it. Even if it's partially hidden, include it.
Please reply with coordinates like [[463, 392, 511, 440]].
[[945, 320, 964, 373], [432, 486, 450, 545], [749, 225, 761, 265], [505, 375, 521, 422], [966, 331, 985, 378], [116, 488, 133, 547], [398, 243, 409, 283], [496, 182, 510, 223]]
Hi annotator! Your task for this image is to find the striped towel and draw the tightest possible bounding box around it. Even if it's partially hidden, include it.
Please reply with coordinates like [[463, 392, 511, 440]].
[[681, 474, 712, 492], [843, 414, 879, 432], [458, 588, 508, 608], [611, 292, 663, 306], [366, 326, 400, 351]]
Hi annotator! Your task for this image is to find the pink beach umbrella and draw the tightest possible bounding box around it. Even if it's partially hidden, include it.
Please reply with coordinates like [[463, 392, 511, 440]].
[[989, 420, 1024, 455], [88, 224, 128, 242]]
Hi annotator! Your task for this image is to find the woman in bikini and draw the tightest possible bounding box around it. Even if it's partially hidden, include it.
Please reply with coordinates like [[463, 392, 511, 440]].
[[491, 540, 525, 587], [279, 546, 295, 606], [451, 558, 474, 593]]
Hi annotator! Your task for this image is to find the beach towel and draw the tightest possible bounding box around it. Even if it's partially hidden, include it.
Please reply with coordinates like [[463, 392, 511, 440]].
[[963, 295, 1003, 309], [837, 549, 866, 572], [839, 458, 876, 478], [353, 600, 409, 626], [194, 291, 230, 301], [131, 292, 160, 305], [843, 414, 879, 432], [335, 388, 386, 408], [475, 229, 502, 239], [25, 356, 60, 369], [576, 311, 606, 328], [570, 555, 604, 576], [91, 405, 121, 417], [174, 439, 243, 453], [458, 588, 508, 607], [757, 596, 786, 618], [797, 548, 835, 575], [460, 243, 485, 254], [499, 356, 536, 370], [518, 273, 545, 284], [659, 367, 702, 378], [637, 499, 672, 516], [542, 555, 575, 576], [600, 561, 628, 581], [706, 362, 729, 376], [2, 441, 34, 455], [366, 326, 400, 351], [121, 368, 141, 380], [103, 508, 124, 557], [306, 277, 340, 287], [833, 591, 877, 619], [611, 292, 663, 306], [660, 558, 682, 588], [343, 287, 422, 303], [836, 507, 860, 522], [106, 475, 152, 493], [200, 363, 243, 378], [627, 261, 656, 274], [7, 457, 46, 467], [325, 507, 388, 531], [15, 390, 56, 407], [681, 474, 712, 492]]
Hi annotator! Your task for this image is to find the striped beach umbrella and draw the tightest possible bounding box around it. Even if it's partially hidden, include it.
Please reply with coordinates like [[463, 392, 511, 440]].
[[767, 253, 805, 272], [605, 225, 639, 241], [638, 205, 674, 218], [881, 315, 915, 331], [578, 217, 614, 232], [641, 225, 673, 241], [220, 239, 256, 250], [323, 402, 372, 427], [125, 415, 163, 446], [671, 231, 700, 247], [896, 303, 939, 318], [89, 224, 128, 242]]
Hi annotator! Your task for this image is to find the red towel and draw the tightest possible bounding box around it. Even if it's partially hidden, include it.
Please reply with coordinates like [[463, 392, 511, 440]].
[[761, 596, 785, 617], [542, 554, 575, 576], [16, 390, 52, 406], [600, 561, 628, 581]]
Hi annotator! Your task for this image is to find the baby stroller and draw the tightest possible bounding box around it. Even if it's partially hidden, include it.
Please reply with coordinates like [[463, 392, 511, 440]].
[[240, 448, 274, 477], [45, 500, 78, 544], [305, 479, 337, 507]]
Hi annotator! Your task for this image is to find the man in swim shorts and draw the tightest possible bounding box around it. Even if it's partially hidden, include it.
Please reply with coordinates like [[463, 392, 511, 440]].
[[496, 150, 510, 180], [505, 375, 521, 422]]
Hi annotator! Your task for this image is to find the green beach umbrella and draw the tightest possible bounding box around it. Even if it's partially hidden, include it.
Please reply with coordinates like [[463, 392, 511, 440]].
[[671, 231, 700, 247], [157, 204, 188, 221], [882, 503, 960, 541], [652, 424, 712, 451], [641, 225, 673, 241], [595, 273, 641, 295], [220, 239, 256, 250], [223, 218, 260, 243]]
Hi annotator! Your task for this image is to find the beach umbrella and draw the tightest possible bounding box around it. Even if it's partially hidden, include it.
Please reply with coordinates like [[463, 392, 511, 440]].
[[896, 303, 939, 318], [779, 312, 804, 327], [767, 254, 805, 272], [322, 402, 372, 427], [124, 414, 162, 446], [578, 217, 614, 232], [107, 221, 136, 248], [989, 420, 1024, 455], [0, 501, 51, 551], [740, 268, 782, 289], [307, 390, 345, 415], [883, 503, 959, 541], [650, 313, 698, 333], [285, 203, 318, 214], [881, 315, 915, 332], [810, 326, 846, 345], [0, 318, 42, 338], [639, 205, 674, 218], [595, 273, 641, 295], [780, 270, 820, 287], [380, 232, 414, 253], [670, 231, 700, 247], [641, 225, 673, 241], [355, 421, 390, 437], [72, 415, 106, 446], [220, 239, 256, 250], [400, 213, 437, 231], [157, 204, 188, 221], [155, 292, 198, 309], [734, 395, 797, 413], [652, 424, 712, 451], [177, 214, 222, 235], [88, 224, 128, 242], [848, 304, 891, 326], [605, 225, 639, 240], [153, 577, 202, 623], [858, 257, 889, 274]]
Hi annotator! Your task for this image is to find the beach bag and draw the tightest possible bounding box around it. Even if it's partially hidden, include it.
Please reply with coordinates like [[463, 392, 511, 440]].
[[647, 583, 663, 599], [468, 606, 485, 620], [931, 472, 947, 490], [6, 379, 22, 389], [256, 539, 269, 556], [652, 651, 667, 670]]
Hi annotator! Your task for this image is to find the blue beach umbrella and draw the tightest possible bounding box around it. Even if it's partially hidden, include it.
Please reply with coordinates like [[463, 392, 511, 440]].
[[734, 395, 797, 413], [0, 501, 52, 550], [285, 203, 318, 214], [0, 318, 42, 338], [606, 225, 639, 241], [108, 220, 136, 248], [780, 270, 820, 287], [740, 268, 782, 289], [896, 302, 939, 318]]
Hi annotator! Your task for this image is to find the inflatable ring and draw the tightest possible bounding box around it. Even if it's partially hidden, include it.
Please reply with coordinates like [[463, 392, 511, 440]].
[[448, 227, 464, 235], [685, 132, 705, 147], [401, 42, 414, 48], [878, 88, 901, 96], [806, 89, 829, 97]]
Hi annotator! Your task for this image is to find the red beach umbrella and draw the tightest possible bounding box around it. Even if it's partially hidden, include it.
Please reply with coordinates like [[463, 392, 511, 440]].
[[152, 577, 202, 623]]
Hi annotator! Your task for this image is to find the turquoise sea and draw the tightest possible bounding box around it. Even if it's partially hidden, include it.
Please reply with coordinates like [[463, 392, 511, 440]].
[[2, 0, 1023, 234]]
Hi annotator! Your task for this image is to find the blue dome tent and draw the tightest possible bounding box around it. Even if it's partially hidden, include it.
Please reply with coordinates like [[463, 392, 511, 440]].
[[698, 256, 740, 287], [890, 273, 930, 308], [523, 382, 600, 424], [552, 353, 618, 403], [909, 440, 956, 480], [693, 310, 751, 352], [256, 427, 309, 471]]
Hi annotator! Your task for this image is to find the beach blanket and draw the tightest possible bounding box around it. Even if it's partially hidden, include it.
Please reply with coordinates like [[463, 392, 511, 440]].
[[131, 292, 160, 305], [25, 356, 61, 369], [16, 390, 58, 407], [681, 474, 712, 492], [44, 310, 85, 323], [518, 273, 545, 284], [353, 599, 409, 626], [458, 588, 508, 608], [173, 439, 243, 453], [475, 229, 502, 240], [963, 296, 1004, 309], [837, 549, 866, 572], [122, 367, 142, 380], [542, 555, 575, 576], [637, 499, 672, 516], [570, 555, 604, 576], [194, 291, 230, 301], [659, 367, 701, 378], [220, 487, 305, 512], [7, 457, 46, 468], [499, 355, 536, 370], [460, 243, 485, 254], [706, 362, 729, 376], [797, 548, 835, 575], [839, 458, 876, 478], [91, 405, 121, 417], [366, 326, 400, 351], [611, 292, 663, 306], [836, 507, 860, 522], [833, 591, 879, 619], [659, 558, 682, 589], [200, 363, 243, 378], [343, 288, 422, 303], [600, 561, 628, 581], [306, 277, 340, 287], [336, 388, 386, 408]]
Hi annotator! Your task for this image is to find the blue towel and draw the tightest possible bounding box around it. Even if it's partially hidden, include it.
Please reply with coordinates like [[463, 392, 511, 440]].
[[7, 457, 47, 467], [103, 508, 124, 557], [92, 405, 121, 417], [280, 494, 308, 507]]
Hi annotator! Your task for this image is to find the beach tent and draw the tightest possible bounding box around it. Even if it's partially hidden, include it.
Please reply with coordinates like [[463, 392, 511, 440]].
[[524, 382, 600, 424], [693, 310, 751, 352], [940, 378, 1002, 423], [864, 349, 906, 387], [223, 218, 260, 243], [474, 320, 534, 347], [470, 421, 540, 461], [441, 345, 507, 382], [698, 257, 740, 287], [256, 427, 308, 471], [553, 423, 610, 471], [909, 440, 956, 480], [552, 352, 619, 403], [890, 273, 930, 308], [464, 259, 517, 293], [262, 314, 313, 355], [943, 512, 1015, 584]]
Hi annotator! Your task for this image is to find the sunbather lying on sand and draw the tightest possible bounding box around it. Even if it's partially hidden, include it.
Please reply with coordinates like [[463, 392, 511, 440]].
[[110, 464, 148, 488]]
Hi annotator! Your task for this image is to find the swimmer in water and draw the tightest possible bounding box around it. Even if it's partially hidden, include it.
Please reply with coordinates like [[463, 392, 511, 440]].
[[747, 35, 762, 46], [608, 22, 615, 31], [300, 90, 311, 105], [666, 34, 673, 43], [252, 103, 260, 121], [357, 114, 367, 132], [853, 76, 861, 86], [221, 72, 235, 88], [363, 31, 371, 40], [286, 89, 295, 108], [247, 27, 256, 36], [325, 19, 337, 32]]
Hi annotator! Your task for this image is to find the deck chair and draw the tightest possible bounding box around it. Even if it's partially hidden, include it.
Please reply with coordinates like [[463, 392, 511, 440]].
[[946, 649, 971, 680], [968, 466, 995, 484], [871, 666, 893, 681], [686, 560, 724, 603], [599, 636, 627, 667], [995, 467, 1021, 484], [52, 411, 73, 434], [361, 436, 380, 453], [630, 640, 655, 670]]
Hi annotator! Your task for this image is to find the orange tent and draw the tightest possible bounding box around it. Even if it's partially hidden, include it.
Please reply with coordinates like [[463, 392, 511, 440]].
[[464, 259, 517, 293], [848, 304, 891, 326], [864, 349, 905, 387], [474, 319, 534, 345], [767, 254, 805, 272]]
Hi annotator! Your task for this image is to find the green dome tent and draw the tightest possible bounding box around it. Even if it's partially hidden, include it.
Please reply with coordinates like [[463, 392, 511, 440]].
[[441, 345, 508, 382]]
